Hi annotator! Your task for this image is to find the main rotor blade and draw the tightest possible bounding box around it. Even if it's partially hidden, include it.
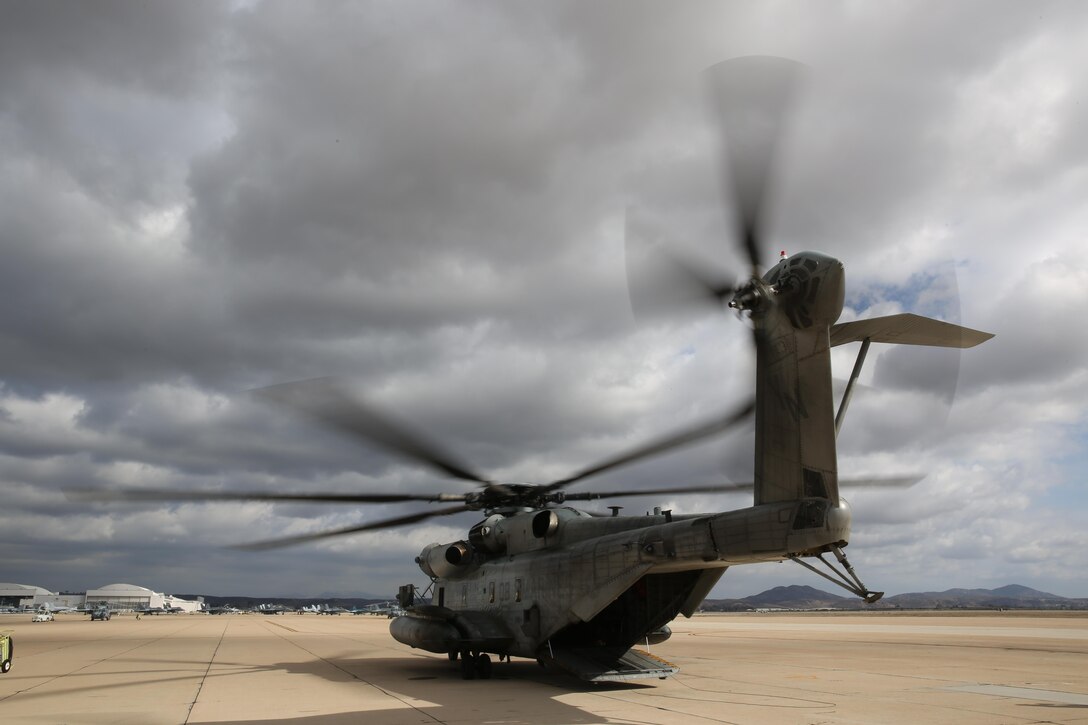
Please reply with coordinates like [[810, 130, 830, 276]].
[[234, 504, 474, 551], [838, 474, 925, 489], [706, 56, 804, 273], [256, 378, 489, 485], [66, 487, 467, 504], [545, 397, 755, 491], [563, 474, 922, 502], [564, 481, 752, 502]]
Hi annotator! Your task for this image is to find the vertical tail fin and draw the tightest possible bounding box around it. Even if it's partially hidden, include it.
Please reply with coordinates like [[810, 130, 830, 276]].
[[749, 272, 995, 507], [748, 251, 845, 506]]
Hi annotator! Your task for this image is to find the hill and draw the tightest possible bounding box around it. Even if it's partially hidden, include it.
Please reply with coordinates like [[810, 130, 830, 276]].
[[883, 585, 1073, 610], [701, 584, 1088, 612]]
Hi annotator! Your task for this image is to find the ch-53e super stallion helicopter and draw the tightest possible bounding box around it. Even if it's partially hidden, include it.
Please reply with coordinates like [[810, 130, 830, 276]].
[[77, 57, 993, 682]]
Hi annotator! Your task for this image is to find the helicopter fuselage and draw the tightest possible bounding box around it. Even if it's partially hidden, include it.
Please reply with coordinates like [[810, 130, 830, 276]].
[[391, 498, 850, 665]]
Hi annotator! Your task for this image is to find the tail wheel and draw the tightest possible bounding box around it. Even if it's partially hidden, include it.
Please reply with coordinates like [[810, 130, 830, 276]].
[[1, 660, 10, 673]]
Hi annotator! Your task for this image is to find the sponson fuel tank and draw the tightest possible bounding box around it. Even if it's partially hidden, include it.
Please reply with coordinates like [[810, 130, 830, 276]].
[[389, 613, 460, 654]]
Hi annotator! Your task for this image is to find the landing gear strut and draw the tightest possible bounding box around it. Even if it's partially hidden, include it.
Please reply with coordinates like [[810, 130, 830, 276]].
[[458, 650, 493, 680]]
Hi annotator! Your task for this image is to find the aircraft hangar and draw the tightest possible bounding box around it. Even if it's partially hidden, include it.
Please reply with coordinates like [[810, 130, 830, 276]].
[[85, 583, 164, 609], [0, 583, 53, 608], [0, 582, 200, 612]]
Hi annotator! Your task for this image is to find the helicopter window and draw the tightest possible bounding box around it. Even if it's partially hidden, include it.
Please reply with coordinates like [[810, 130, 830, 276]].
[[803, 468, 827, 498], [792, 499, 828, 530]]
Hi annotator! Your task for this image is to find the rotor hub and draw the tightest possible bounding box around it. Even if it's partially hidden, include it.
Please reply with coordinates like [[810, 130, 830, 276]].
[[728, 277, 772, 312]]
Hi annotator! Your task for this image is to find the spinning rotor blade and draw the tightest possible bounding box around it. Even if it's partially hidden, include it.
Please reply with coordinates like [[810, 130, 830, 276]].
[[67, 488, 466, 504], [564, 481, 752, 502], [257, 378, 490, 485], [837, 475, 925, 489], [624, 58, 803, 325], [545, 397, 755, 491], [562, 474, 921, 503], [234, 504, 474, 551], [624, 209, 738, 319], [706, 55, 804, 274]]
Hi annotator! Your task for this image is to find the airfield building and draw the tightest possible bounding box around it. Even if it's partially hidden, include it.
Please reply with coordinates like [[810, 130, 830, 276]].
[[0, 583, 53, 608], [0, 582, 200, 612], [85, 583, 165, 610]]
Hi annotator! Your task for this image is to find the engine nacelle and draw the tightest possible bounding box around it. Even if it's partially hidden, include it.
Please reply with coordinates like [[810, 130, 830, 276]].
[[468, 513, 507, 554], [416, 540, 472, 579]]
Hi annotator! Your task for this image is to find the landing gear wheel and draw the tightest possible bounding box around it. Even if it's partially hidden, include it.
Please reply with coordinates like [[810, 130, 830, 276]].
[[476, 654, 492, 680], [459, 651, 475, 680], [1, 660, 10, 674], [447, 650, 458, 662]]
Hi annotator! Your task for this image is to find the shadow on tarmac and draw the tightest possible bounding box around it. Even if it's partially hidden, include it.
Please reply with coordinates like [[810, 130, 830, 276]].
[[185, 654, 655, 725], [1, 647, 654, 724]]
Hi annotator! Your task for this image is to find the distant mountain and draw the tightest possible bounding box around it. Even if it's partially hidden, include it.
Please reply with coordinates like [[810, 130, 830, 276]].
[[702, 584, 1086, 612], [884, 585, 1070, 610], [990, 584, 1065, 600], [309, 591, 386, 600], [702, 584, 864, 612], [744, 585, 852, 609]]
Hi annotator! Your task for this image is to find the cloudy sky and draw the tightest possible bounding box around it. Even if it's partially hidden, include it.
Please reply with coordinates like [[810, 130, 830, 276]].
[[2, 1, 1086, 601]]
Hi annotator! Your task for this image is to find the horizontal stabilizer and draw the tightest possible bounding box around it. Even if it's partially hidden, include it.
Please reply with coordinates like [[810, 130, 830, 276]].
[[830, 313, 993, 348]]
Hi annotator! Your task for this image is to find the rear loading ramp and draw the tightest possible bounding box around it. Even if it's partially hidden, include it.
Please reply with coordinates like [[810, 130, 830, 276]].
[[542, 646, 679, 682]]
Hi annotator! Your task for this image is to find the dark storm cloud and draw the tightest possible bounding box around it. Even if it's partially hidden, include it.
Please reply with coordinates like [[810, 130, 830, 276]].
[[0, 2, 227, 204], [0, 3, 234, 396], [2, 1, 1087, 599], [0, 2, 224, 92]]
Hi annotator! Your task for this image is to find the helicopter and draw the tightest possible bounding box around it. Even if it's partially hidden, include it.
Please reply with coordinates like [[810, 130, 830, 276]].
[[73, 57, 993, 682]]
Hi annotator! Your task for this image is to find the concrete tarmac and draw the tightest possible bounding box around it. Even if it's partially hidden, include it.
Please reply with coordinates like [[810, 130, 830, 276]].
[[1, 611, 1086, 724]]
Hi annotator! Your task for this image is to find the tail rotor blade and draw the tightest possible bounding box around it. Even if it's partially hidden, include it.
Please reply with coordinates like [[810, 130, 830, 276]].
[[624, 208, 737, 319], [706, 55, 805, 273]]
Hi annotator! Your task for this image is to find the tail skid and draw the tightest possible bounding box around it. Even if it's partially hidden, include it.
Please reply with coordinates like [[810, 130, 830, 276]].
[[790, 545, 884, 603]]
